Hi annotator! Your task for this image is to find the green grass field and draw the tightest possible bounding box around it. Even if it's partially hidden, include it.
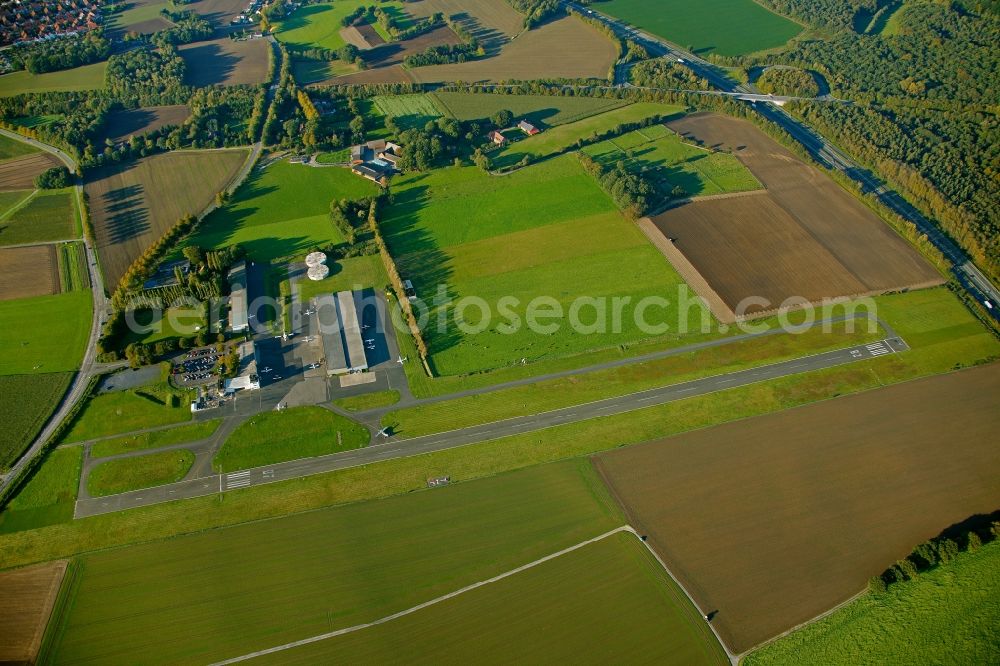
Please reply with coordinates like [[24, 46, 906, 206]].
[[0, 373, 74, 470], [254, 532, 726, 664], [9, 114, 64, 129], [294, 254, 388, 302], [42, 459, 629, 664], [492, 102, 683, 169], [275, 1, 405, 50], [0, 290, 91, 375], [0, 445, 81, 534], [597, 0, 802, 56], [746, 540, 1000, 665], [0, 289, 996, 574], [333, 389, 400, 412], [0, 61, 107, 97], [86, 449, 195, 497], [0, 190, 32, 217], [382, 154, 705, 375], [432, 91, 628, 126], [213, 406, 369, 472], [0, 190, 76, 246], [582, 125, 761, 198], [121, 305, 209, 346], [291, 57, 356, 84], [60, 381, 192, 444], [189, 159, 378, 263], [91, 420, 221, 458], [0, 133, 40, 160], [372, 94, 443, 129]]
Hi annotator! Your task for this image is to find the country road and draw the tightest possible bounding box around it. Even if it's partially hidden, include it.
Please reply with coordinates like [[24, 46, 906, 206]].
[[0, 127, 107, 498], [561, 1, 1000, 320], [75, 335, 907, 517]]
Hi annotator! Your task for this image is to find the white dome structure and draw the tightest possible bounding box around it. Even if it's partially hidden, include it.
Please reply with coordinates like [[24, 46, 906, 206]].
[[305, 251, 327, 268], [307, 264, 330, 281]]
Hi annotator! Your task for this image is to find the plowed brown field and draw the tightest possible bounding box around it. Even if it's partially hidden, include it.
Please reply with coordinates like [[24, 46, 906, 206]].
[[179, 38, 270, 87], [649, 114, 942, 318], [0, 245, 60, 300], [594, 364, 1000, 654], [100, 105, 191, 145], [0, 560, 68, 664], [0, 153, 60, 191]]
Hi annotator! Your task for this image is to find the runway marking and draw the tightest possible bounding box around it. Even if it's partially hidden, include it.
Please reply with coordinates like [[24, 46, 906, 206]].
[[866, 342, 890, 356]]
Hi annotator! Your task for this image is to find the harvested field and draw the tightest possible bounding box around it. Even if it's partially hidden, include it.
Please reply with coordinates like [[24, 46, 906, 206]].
[[0, 245, 60, 300], [0, 560, 68, 665], [354, 21, 386, 47], [408, 0, 523, 50], [649, 114, 941, 318], [339, 25, 373, 50], [404, 15, 617, 83], [85, 149, 249, 289], [99, 105, 191, 145], [0, 153, 60, 191], [594, 364, 1000, 654], [179, 38, 270, 87], [190, 0, 248, 26], [328, 64, 415, 85], [363, 25, 460, 68]]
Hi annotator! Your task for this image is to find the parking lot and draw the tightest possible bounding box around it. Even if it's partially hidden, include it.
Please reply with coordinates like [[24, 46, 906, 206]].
[[171, 347, 221, 387]]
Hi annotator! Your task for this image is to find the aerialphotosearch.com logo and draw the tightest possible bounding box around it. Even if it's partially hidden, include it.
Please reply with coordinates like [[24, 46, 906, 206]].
[[123, 284, 880, 340]]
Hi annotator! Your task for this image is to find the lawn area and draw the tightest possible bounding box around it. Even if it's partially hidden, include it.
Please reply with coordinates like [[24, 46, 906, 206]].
[[333, 389, 400, 412], [188, 159, 378, 263], [0, 133, 39, 161], [0, 190, 77, 246], [91, 420, 222, 458], [121, 304, 209, 346], [381, 154, 704, 375], [492, 102, 684, 169], [0, 373, 74, 470], [294, 254, 387, 301], [382, 317, 882, 438], [432, 91, 627, 126], [745, 540, 1000, 665], [315, 148, 350, 164], [213, 406, 369, 472], [0, 61, 107, 97], [0, 445, 82, 534], [0, 290, 91, 375], [254, 532, 726, 664], [582, 125, 761, 198], [372, 93, 443, 129], [86, 449, 195, 497], [597, 0, 802, 56], [0, 190, 32, 217], [291, 57, 356, 84], [42, 459, 625, 664], [275, 0, 405, 50], [60, 381, 192, 444]]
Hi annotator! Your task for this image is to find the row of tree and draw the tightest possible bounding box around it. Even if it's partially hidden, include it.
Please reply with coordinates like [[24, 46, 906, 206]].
[[577, 153, 655, 219]]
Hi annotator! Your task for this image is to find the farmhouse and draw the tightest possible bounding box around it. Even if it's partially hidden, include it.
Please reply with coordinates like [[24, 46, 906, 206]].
[[317, 290, 370, 375], [228, 260, 249, 333], [518, 120, 540, 135], [349, 140, 403, 184], [489, 130, 507, 146]]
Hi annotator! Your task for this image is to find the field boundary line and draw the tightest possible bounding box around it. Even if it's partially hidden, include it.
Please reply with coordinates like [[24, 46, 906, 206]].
[[209, 526, 634, 665], [0, 188, 38, 221]]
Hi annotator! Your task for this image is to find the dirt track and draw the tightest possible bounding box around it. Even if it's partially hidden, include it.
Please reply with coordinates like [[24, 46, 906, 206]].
[[0, 245, 60, 300], [594, 364, 1000, 654], [649, 114, 942, 317], [0, 153, 60, 191], [0, 560, 68, 664]]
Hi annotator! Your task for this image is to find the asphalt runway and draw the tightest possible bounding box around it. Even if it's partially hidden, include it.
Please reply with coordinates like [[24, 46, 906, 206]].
[[75, 337, 906, 518]]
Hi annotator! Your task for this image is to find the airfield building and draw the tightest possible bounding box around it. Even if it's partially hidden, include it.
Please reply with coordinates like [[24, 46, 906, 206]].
[[317, 290, 369, 375], [228, 260, 249, 333]]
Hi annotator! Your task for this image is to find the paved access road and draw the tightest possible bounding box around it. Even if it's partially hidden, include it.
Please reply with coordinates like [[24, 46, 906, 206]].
[[562, 1, 1000, 318], [75, 337, 906, 517]]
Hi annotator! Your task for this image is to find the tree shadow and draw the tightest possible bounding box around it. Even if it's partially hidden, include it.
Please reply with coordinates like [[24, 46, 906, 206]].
[[102, 184, 150, 243], [181, 42, 241, 87]]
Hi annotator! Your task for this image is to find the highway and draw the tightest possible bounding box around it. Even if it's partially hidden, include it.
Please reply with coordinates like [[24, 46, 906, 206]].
[[75, 336, 907, 518], [563, 2, 1000, 318]]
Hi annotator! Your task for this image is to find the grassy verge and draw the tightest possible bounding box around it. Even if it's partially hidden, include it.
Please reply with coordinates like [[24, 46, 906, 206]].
[[90, 420, 222, 458], [334, 390, 400, 412], [59, 377, 192, 443], [382, 319, 881, 438], [86, 450, 195, 497], [745, 540, 1000, 665], [213, 406, 369, 472], [0, 288, 995, 569], [0, 445, 82, 534]]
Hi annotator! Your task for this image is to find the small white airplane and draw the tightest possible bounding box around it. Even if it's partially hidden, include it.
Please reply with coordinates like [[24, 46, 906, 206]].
[[270, 375, 282, 380], [397, 356, 407, 364], [307, 362, 320, 369], [364, 338, 375, 344], [376, 428, 391, 438], [261, 366, 272, 373], [304, 309, 315, 316]]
